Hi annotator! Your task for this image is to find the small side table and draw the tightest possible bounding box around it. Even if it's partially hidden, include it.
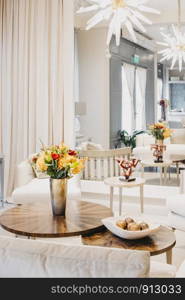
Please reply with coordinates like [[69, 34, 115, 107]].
[[0, 155, 4, 207], [140, 160, 172, 185], [104, 177, 146, 216], [82, 226, 176, 265]]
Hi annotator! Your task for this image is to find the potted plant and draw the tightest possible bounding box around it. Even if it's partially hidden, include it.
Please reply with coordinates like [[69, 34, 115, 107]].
[[117, 130, 145, 150], [32, 143, 85, 216]]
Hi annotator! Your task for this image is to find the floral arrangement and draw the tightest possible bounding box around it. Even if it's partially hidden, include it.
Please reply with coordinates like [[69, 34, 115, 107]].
[[117, 158, 139, 180], [149, 122, 172, 140], [159, 99, 169, 108], [32, 143, 85, 179]]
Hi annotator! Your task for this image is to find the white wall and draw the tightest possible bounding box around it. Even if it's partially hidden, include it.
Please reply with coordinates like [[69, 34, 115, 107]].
[[77, 28, 110, 149]]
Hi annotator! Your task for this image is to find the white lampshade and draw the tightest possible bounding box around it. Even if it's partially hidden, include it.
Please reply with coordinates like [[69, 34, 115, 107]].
[[75, 102, 86, 116]]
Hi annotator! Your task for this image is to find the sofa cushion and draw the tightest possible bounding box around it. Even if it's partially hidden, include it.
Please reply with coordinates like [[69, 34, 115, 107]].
[[136, 134, 155, 147], [168, 212, 185, 231], [0, 236, 150, 278], [133, 144, 185, 161], [176, 260, 185, 277], [133, 146, 153, 160], [167, 195, 185, 217], [12, 177, 81, 204], [150, 261, 176, 278], [77, 142, 104, 151], [166, 144, 185, 161], [170, 129, 185, 144], [14, 160, 35, 189], [136, 134, 170, 148]]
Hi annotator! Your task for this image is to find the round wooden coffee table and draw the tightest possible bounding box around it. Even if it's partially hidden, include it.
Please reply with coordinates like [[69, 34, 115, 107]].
[[0, 201, 113, 238], [82, 226, 176, 264]]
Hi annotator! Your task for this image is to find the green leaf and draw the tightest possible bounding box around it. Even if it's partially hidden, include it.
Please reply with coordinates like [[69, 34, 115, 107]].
[[54, 166, 70, 179], [117, 129, 148, 149]]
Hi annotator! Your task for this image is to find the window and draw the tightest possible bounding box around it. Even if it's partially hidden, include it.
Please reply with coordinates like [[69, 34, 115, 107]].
[[122, 63, 147, 133]]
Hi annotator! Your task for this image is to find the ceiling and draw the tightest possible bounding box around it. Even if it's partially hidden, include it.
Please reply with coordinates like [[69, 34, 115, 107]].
[[74, 0, 185, 66], [74, 0, 185, 33]]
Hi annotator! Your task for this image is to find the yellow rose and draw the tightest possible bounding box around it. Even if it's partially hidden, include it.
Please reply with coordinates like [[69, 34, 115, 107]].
[[72, 159, 85, 174], [72, 167, 81, 175], [36, 155, 48, 172], [163, 128, 172, 139], [59, 143, 69, 153], [58, 157, 69, 169]]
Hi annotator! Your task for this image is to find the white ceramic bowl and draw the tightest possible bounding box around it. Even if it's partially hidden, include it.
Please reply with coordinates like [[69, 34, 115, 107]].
[[102, 216, 161, 240]]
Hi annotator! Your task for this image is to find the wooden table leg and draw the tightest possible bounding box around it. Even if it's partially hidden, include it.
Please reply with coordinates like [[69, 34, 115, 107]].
[[160, 167, 163, 185], [166, 249, 172, 264], [140, 185, 144, 213], [119, 188, 122, 216], [110, 187, 114, 212]]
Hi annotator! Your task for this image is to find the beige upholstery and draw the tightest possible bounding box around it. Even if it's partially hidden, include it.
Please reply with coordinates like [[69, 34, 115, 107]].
[[136, 134, 155, 147], [167, 170, 185, 231], [176, 260, 185, 277], [12, 177, 81, 204], [0, 236, 150, 278], [170, 129, 185, 144], [77, 142, 104, 151], [150, 261, 176, 278], [11, 159, 81, 204], [0, 236, 179, 278], [134, 130, 185, 161], [14, 160, 35, 189]]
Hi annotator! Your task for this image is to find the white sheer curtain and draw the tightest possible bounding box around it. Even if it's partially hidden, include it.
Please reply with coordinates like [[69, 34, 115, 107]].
[[74, 30, 80, 103], [122, 63, 135, 134], [157, 78, 163, 120], [0, 0, 74, 196], [135, 67, 147, 130]]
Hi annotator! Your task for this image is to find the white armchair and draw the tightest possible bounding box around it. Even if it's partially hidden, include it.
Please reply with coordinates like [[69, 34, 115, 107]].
[[11, 159, 81, 204], [167, 170, 185, 231], [133, 130, 185, 162]]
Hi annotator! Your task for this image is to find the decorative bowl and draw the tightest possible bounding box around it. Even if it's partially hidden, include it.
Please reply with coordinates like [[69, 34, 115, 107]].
[[102, 216, 161, 240]]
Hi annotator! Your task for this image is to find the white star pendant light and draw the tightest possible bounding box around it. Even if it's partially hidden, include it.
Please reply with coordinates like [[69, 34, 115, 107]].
[[77, 0, 160, 46], [158, 0, 185, 71], [158, 26, 185, 71]]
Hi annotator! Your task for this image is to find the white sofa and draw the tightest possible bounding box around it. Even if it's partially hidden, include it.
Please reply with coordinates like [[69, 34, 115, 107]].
[[133, 129, 185, 162], [11, 159, 81, 204], [0, 236, 180, 278], [167, 170, 185, 231]]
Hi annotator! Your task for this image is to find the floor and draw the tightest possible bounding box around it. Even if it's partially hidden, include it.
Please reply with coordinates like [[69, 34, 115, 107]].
[[0, 171, 185, 271]]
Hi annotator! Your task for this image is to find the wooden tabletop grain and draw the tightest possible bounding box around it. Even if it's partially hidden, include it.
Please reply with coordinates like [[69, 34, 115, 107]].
[[0, 201, 113, 238], [82, 226, 176, 256]]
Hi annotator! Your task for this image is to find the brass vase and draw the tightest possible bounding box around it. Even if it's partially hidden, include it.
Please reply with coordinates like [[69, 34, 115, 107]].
[[156, 139, 164, 146], [50, 178, 67, 216]]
